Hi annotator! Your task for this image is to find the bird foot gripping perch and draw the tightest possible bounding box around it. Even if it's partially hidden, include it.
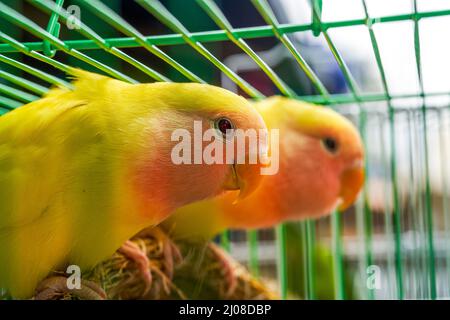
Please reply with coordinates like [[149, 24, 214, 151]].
[[28, 228, 185, 300], [207, 243, 239, 297], [27, 230, 277, 300], [117, 227, 183, 296]]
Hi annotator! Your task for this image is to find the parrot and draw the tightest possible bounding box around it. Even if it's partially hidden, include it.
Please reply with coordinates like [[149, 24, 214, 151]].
[[161, 96, 365, 294], [0, 69, 267, 299]]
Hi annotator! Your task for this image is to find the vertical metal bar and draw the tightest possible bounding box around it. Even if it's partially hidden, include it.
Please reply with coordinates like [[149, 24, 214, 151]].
[[407, 109, 423, 299], [221, 231, 231, 252], [361, 0, 404, 298], [412, 0, 436, 299], [300, 221, 308, 298], [359, 109, 375, 299], [42, 0, 63, 58], [308, 2, 364, 301], [305, 220, 316, 300], [389, 107, 404, 299], [247, 230, 260, 278], [276, 224, 288, 299], [438, 108, 450, 297], [311, 0, 323, 37], [378, 113, 395, 300], [332, 211, 346, 299]]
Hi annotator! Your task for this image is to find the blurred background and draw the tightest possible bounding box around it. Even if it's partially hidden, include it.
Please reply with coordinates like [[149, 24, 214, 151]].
[[1, 0, 450, 299]]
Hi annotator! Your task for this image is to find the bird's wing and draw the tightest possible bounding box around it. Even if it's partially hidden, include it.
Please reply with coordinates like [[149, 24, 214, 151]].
[[0, 88, 88, 230]]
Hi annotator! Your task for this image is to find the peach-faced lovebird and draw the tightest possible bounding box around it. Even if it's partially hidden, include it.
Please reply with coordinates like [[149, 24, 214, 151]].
[[162, 97, 364, 293], [0, 69, 267, 299]]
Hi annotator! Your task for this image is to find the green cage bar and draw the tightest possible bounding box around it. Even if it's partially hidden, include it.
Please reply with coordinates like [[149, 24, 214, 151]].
[[247, 230, 260, 278], [332, 211, 345, 300], [358, 108, 375, 300], [276, 224, 288, 299], [412, 0, 436, 299], [305, 220, 316, 300], [220, 230, 231, 253]]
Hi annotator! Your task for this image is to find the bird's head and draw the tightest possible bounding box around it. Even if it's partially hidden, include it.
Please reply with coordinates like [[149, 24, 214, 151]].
[[255, 96, 364, 220], [127, 82, 268, 214]]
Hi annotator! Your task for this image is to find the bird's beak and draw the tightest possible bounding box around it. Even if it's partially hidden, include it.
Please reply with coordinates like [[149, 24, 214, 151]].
[[338, 160, 365, 211], [222, 162, 263, 202]]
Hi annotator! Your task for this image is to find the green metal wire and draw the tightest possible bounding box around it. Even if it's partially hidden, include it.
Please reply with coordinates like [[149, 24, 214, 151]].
[[42, 0, 63, 58], [0, 31, 72, 79], [377, 112, 398, 300], [0, 83, 39, 103], [137, 0, 263, 98], [305, 220, 316, 300], [197, 0, 295, 97], [389, 108, 404, 300], [322, 30, 361, 102], [0, 96, 21, 110], [358, 109, 374, 300], [250, 0, 329, 98], [311, 0, 322, 37], [309, 2, 360, 301], [220, 230, 231, 252], [406, 109, 421, 299], [31, 0, 169, 82], [433, 109, 445, 295], [2, 9, 449, 53], [332, 211, 345, 300], [247, 230, 260, 278], [0, 69, 48, 96], [0, 53, 69, 88], [360, 0, 404, 299], [276, 224, 288, 299], [411, 109, 429, 298], [0, 2, 136, 83], [300, 222, 308, 298], [75, 0, 204, 83], [412, 0, 436, 299], [438, 110, 450, 296]]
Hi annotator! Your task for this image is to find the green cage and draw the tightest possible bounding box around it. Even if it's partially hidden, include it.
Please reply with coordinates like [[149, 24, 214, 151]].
[[0, 0, 450, 300]]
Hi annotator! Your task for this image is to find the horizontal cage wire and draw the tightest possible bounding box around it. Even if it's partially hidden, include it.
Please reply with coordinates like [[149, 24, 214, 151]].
[[0, 0, 450, 300]]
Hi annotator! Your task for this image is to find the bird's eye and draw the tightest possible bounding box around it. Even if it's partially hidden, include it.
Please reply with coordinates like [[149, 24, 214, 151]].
[[214, 117, 235, 139], [322, 137, 339, 154]]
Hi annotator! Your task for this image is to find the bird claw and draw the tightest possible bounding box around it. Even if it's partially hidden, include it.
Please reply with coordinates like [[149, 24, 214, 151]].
[[34, 275, 106, 300], [118, 240, 153, 294], [135, 227, 183, 279], [208, 243, 238, 297], [118, 228, 183, 296]]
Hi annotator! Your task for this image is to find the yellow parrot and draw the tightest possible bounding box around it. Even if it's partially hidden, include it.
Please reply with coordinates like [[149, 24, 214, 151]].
[[162, 97, 365, 293], [0, 69, 267, 299]]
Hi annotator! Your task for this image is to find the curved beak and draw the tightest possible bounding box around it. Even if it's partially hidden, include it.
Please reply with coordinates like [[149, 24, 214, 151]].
[[222, 163, 263, 202], [338, 160, 365, 211]]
